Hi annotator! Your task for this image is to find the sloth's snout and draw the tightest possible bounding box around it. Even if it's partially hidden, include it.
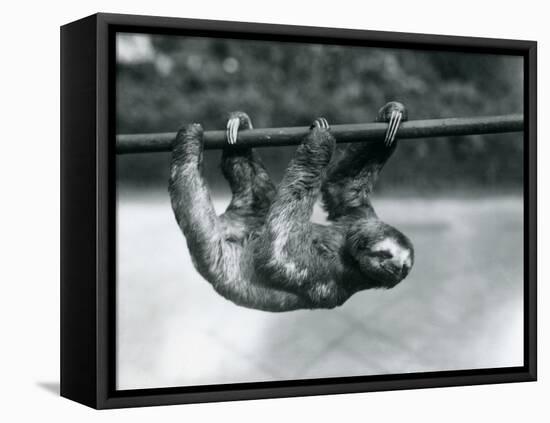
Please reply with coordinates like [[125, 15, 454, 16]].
[[370, 237, 413, 281], [384, 259, 412, 280]]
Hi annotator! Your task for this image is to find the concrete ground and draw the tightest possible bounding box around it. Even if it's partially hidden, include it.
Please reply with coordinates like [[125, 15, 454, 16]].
[[116, 190, 523, 389]]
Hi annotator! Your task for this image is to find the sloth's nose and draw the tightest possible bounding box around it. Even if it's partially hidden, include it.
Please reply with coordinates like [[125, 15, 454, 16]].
[[387, 254, 412, 279], [399, 261, 411, 278]]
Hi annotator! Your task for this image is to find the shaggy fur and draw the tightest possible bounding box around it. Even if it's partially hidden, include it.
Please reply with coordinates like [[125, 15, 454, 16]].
[[169, 107, 414, 312]]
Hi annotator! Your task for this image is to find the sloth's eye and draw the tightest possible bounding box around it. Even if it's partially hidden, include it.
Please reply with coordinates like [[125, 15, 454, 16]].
[[371, 250, 393, 260]]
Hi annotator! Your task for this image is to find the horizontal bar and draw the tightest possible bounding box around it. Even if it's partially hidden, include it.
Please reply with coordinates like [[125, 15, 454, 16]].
[[116, 114, 523, 154]]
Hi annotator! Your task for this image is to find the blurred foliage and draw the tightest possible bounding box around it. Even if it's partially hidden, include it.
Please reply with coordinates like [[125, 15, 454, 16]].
[[116, 34, 523, 193]]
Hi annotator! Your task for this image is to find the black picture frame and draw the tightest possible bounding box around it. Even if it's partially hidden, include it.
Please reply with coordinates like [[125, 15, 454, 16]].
[[60, 12, 537, 409]]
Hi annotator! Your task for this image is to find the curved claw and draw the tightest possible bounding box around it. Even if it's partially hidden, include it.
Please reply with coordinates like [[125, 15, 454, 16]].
[[310, 117, 330, 130], [384, 110, 403, 146], [226, 116, 241, 145]]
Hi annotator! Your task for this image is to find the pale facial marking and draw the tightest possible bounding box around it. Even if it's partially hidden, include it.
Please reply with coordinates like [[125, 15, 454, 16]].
[[371, 238, 410, 266]]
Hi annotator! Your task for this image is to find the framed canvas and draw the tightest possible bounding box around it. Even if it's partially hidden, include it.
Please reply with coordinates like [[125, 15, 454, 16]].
[[60, 13, 537, 409]]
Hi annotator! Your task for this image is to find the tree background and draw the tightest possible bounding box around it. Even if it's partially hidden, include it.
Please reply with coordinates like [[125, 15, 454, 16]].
[[116, 33, 523, 194]]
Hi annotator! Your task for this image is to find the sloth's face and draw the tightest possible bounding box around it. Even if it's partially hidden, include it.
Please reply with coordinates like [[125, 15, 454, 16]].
[[347, 219, 414, 288]]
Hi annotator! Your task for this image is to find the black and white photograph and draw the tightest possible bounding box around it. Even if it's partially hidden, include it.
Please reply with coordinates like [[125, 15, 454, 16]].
[[4, 0, 548, 418], [2, 0, 550, 417], [115, 30, 526, 391]]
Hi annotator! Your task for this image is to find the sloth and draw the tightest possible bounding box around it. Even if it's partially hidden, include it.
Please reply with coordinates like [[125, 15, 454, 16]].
[[169, 102, 414, 312]]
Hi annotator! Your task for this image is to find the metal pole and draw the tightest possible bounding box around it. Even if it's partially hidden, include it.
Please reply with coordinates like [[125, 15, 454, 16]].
[[116, 114, 523, 154]]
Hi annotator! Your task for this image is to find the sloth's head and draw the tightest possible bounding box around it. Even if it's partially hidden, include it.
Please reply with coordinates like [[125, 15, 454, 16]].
[[346, 218, 414, 288]]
